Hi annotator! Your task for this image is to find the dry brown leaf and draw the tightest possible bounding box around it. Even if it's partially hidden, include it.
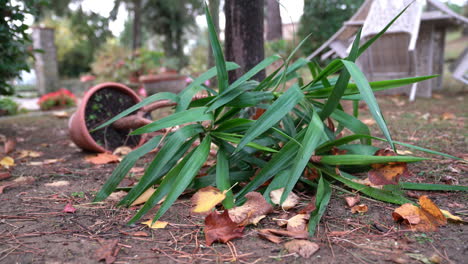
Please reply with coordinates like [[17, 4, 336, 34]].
[[0, 156, 14, 169], [441, 112, 456, 120], [351, 204, 368, 214], [108, 191, 128, 202], [345, 195, 360, 207], [28, 158, 63, 166], [287, 214, 308, 232], [258, 229, 282, 244], [361, 118, 376, 126], [52, 111, 70, 118], [85, 153, 120, 165], [228, 192, 273, 225], [0, 171, 11, 181], [204, 210, 244, 246], [4, 138, 16, 154], [94, 239, 119, 264], [131, 187, 156, 206], [141, 220, 168, 229], [131, 231, 149, 237], [45, 180, 70, 187], [392, 195, 447, 231], [298, 198, 317, 214], [0, 176, 35, 194], [113, 146, 132, 156], [368, 148, 412, 185], [284, 240, 319, 258], [17, 150, 43, 159], [191, 186, 226, 214], [63, 203, 77, 213], [270, 188, 300, 210], [259, 228, 309, 239], [129, 167, 145, 174]]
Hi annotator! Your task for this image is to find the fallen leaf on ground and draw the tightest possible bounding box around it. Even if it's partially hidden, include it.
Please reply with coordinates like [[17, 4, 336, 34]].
[[258, 228, 309, 239], [298, 198, 317, 214], [351, 178, 383, 189], [361, 118, 376, 126], [368, 148, 412, 185], [127, 231, 149, 237], [191, 186, 226, 214], [113, 146, 132, 156], [17, 150, 43, 159], [440, 209, 464, 223], [204, 210, 244, 246], [441, 112, 456, 120], [63, 203, 77, 213], [351, 204, 368, 214], [272, 213, 289, 227], [287, 214, 308, 232], [52, 111, 69, 118], [108, 191, 128, 202], [345, 195, 360, 207], [45, 180, 70, 187], [0, 176, 35, 194], [270, 188, 300, 210], [284, 240, 319, 258], [392, 195, 447, 231], [258, 229, 282, 244], [131, 187, 156, 206], [94, 239, 119, 264], [0, 156, 15, 169], [141, 220, 168, 229], [85, 153, 120, 165], [0, 171, 11, 180], [4, 138, 16, 154], [228, 192, 273, 226], [129, 167, 145, 174]]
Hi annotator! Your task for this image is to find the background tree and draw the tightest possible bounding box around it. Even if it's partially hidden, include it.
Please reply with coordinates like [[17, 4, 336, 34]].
[[225, 0, 265, 83], [143, 0, 203, 70], [111, 0, 144, 51], [299, 0, 364, 55], [266, 0, 282, 41], [0, 0, 41, 95]]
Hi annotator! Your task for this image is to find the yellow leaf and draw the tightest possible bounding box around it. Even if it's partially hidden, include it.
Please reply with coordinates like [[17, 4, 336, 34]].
[[0, 156, 14, 169], [131, 187, 156, 206], [113, 146, 132, 156], [17, 150, 42, 159], [191, 186, 226, 214], [392, 195, 446, 231], [141, 220, 168, 229], [440, 209, 464, 223]]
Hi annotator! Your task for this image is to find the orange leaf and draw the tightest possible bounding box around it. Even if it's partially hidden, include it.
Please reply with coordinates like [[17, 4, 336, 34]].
[[204, 210, 244, 246], [368, 148, 412, 185], [85, 153, 120, 165], [392, 195, 446, 231], [351, 204, 368, 214]]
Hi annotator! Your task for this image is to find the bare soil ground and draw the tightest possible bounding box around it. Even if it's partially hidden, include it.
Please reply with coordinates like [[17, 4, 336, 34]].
[[0, 85, 466, 264]]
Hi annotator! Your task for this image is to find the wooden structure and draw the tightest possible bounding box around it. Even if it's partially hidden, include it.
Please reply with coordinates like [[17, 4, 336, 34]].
[[451, 47, 468, 84], [307, 0, 468, 99]]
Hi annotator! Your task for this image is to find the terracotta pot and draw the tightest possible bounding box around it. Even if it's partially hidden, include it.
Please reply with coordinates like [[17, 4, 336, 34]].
[[139, 73, 187, 95], [68, 82, 145, 153]]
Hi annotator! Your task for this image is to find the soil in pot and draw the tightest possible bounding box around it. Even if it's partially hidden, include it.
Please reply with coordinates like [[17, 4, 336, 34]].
[[85, 87, 142, 151]]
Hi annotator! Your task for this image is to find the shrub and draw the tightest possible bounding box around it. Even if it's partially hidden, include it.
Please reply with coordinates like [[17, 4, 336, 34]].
[[0, 97, 19, 116], [93, 5, 461, 234], [38, 88, 76, 110]]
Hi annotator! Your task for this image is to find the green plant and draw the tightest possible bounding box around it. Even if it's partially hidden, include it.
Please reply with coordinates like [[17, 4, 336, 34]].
[[93, 5, 466, 235], [0, 97, 20, 116]]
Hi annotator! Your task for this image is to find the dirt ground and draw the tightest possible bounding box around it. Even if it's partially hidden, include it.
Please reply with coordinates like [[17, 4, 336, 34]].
[[0, 85, 466, 263]]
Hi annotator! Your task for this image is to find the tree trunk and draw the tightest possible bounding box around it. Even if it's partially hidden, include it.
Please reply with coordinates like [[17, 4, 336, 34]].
[[132, 0, 142, 51], [207, 0, 220, 69], [266, 0, 282, 41], [225, 0, 265, 83]]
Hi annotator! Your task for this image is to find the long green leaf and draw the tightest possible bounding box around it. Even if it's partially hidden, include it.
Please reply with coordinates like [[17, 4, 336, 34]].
[[318, 154, 426, 165], [176, 62, 240, 112], [235, 85, 304, 153], [213, 132, 278, 153], [216, 149, 234, 208], [131, 107, 213, 135], [205, 5, 228, 93], [151, 135, 211, 222], [281, 111, 323, 204], [342, 60, 393, 149], [120, 125, 203, 206], [308, 176, 331, 236], [228, 55, 281, 92], [206, 81, 257, 112], [92, 92, 178, 131], [93, 135, 162, 202], [400, 182, 468, 191]]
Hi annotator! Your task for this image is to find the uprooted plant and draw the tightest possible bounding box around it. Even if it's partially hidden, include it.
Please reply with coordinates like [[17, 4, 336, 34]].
[[93, 4, 466, 237]]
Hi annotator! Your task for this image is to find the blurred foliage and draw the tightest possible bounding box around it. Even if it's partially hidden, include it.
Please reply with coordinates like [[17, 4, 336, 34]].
[[0, 97, 20, 115], [299, 0, 364, 56], [142, 0, 203, 70], [265, 39, 302, 61], [91, 41, 163, 83], [0, 0, 43, 95]]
